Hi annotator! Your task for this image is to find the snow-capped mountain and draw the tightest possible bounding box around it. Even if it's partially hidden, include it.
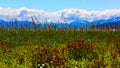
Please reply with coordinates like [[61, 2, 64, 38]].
[[0, 7, 120, 23], [0, 7, 60, 23]]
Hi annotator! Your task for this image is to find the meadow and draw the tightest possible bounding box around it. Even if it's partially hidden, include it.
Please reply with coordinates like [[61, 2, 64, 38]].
[[0, 27, 120, 68]]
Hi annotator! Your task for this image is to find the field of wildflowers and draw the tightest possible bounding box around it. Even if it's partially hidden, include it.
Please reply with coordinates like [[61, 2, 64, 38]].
[[0, 28, 120, 68]]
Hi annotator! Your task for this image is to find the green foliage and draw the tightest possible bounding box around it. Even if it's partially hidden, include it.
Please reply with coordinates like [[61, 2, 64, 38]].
[[0, 29, 120, 68]]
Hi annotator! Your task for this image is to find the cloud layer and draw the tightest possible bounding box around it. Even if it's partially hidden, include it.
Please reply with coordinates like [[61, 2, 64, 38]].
[[0, 7, 120, 23]]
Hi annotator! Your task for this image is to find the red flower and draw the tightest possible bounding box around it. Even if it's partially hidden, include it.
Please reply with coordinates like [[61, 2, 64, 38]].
[[118, 50, 120, 54], [52, 48, 59, 53], [111, 52, 116, 59], [3, 43, 9, 49], [66, 42, 71, 48], [56, 54, 61, 59], [73, 41, 79, 48], [87, 42, 93, 49]]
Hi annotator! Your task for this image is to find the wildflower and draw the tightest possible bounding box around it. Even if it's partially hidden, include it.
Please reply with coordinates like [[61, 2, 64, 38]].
[[102, 48, 106, 52], [73, 41, 79, 48], [87, 42, 93, 49], [56, 54, 61, 60], [52, 48, 59, 53], [3, 43, 9, 49], [66, 41, 71, 48], [110, 52, 116, 59], [53, 54, 65, 66], [45, 55, 53, 63], [118, 50, 120, 54], [118, 50, 120, 58], [42, 64, 45, 67]]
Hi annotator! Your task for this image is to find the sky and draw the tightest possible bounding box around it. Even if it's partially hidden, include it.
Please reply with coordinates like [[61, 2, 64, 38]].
[[0, 0, 120, 12]]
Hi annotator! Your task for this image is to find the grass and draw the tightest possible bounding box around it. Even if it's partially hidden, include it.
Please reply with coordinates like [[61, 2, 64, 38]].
[[0, 29, 120, 68]]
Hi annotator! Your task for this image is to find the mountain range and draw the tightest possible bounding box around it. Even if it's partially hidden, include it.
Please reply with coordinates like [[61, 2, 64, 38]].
[[0, 7, 120, 29]]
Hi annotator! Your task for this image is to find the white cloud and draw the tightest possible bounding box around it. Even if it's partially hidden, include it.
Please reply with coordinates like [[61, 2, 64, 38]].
[[0, 7, 120, 23]]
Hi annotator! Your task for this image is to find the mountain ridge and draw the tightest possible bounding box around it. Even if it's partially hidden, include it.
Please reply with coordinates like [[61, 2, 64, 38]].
[[0, 7, 120, 23]]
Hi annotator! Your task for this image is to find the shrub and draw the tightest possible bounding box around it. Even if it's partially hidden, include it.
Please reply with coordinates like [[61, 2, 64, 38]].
[[31, 46, 66, 68], [66, 36, 99, 60]]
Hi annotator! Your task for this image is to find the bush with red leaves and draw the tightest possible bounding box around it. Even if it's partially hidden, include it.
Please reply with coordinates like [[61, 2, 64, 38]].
[[31, 46, 66, 67], [66, 37, 99, 60]]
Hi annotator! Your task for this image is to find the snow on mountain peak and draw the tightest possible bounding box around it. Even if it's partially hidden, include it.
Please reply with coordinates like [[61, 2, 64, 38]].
[[57, 9, 120, 22], [0, 7, 120, 23]]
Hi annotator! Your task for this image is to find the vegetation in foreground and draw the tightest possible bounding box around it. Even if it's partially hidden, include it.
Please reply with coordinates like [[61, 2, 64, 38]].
[[0, 29, 120, 68]]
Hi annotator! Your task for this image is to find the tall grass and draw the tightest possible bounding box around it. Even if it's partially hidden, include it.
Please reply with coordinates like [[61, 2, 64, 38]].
[[0, 19, 120, 67]]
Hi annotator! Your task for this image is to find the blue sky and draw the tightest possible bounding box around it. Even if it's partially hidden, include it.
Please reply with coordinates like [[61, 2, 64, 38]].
[[0, 0, 120, 12]]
